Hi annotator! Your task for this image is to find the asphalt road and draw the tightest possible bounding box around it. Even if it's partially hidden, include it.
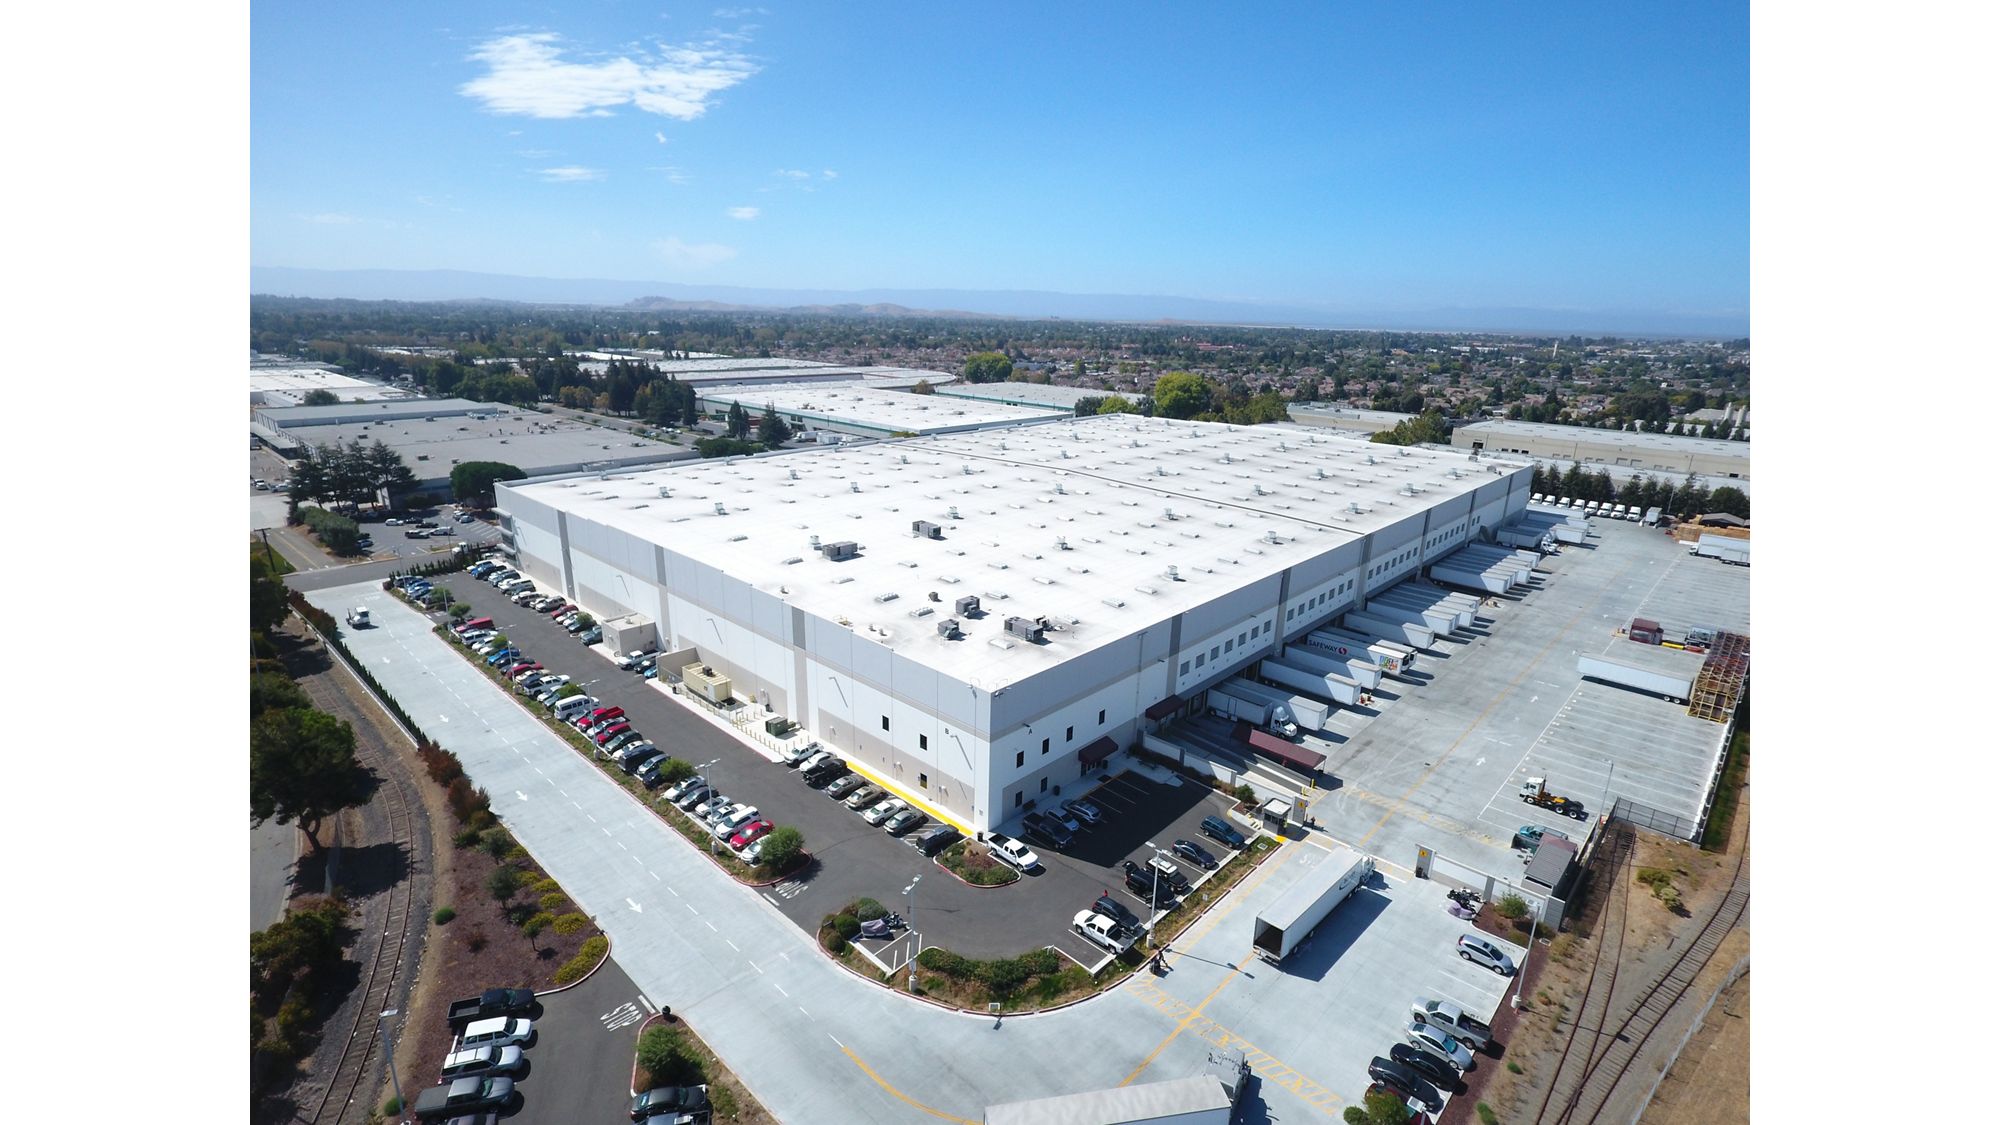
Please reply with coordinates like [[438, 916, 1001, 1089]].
[[431, 571, 1244, 962], [500, 956, 653, 1125], [250, 818, 298, 932]]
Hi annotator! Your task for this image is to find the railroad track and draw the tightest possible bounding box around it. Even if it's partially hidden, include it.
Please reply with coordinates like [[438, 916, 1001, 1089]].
[[1551, 843, 1749, 1124], [1531, 825, 1635, 1125], [295, 663, 422, 1125]]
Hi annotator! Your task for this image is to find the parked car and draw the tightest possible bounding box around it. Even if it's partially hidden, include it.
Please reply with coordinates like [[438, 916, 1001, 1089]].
[[1368, 1056, 1442, 1111], [610, 739, 656, 765], [839, 783, 884, 810], [1062, 798, 1104, 826], [883, 808, 927, 836], [578, 626, 603, 644], [692, 795, 732, 822], [986, 834, 1041, 872], [908, 825, 962, 856], [1022, 812, 1072, 849], [634, 755, 673, 788], [614, 648, 657, 671], [1390, 1044, 1462, 1091], [445, 988, 537, 1029], [1405, 1023, 1475, 1072], [780, 741, 820, 768], [1045, 805, 1083, 833], [1147, 855, 1192, 896], [1172, 839, 1219, 871], [1456, 935, 1515, 976], [1091, 893, 1142, 932], [824, 774, 867, 801], [629, 1085, 709, 1121], [1072, 910, 1131, 953], [1122, 860, 1170, 901], [593, 722, 634, 746], [1200, 814, 1247, 849], [729, 819, 774, 850], [674, 784, 715, 812], [439, 1044, 526, 1080], [862, 798, 907, 827], [663, 775, 708, 805], [803, 758, 849, 788], [797, 750, 834, 775], [411, 1076, 515, 1120], [712, 805, 760, 837]]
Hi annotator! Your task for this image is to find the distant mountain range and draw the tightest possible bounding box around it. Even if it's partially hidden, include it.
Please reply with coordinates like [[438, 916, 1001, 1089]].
[[250, 266, 1749, 338]]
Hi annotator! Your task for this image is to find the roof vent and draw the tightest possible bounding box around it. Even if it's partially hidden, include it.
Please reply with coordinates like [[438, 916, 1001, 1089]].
[[1055, 536, 1070, 551], [961, 465, 974, 475], [659, 486, 674, 497], [874, 592, 900, 603], [728, 533, 748, 542], [850, 481, 862, 493], [788, 469, 799, 480], [947, 506, 962, 519], [1165, 565, 1182, 581], [1366, 455, 1377, 465], [1314, 467, 1326, 480], [1101, 597, 1126, 609], [1134, 584, 1159, 595], [781, 556, 803, 565], [809, 534, 821, 549], [714, 502, 728, 516], [900, 454, 910, 464]]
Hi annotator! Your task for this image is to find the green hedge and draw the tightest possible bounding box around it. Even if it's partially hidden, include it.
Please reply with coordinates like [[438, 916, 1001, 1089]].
[[554, 935, 609, 985]]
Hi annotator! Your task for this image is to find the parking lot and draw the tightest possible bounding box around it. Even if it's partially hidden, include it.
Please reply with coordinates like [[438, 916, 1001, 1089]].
[[425, 567, 1260, 965]]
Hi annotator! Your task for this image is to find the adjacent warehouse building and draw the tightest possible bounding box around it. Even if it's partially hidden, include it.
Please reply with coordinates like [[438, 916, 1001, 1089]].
[[249, 357, 412, 407], [933, 382, 1109, 412], [1287, 406, 1417, 436], [1452, 419, 1750, 480], [254, 399, 690, 494], [694, 382, 1070, 438], [495, 415, 1531, 833]]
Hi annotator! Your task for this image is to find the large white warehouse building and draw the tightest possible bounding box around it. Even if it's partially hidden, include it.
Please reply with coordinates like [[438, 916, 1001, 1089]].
[[495, 417, 1531, 833]]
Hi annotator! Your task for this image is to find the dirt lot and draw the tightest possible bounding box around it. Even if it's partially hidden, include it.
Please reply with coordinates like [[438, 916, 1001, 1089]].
[[1639, 948, 1749, 1125]]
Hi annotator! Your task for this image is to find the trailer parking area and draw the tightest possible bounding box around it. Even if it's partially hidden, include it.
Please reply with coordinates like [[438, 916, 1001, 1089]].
[[1115, 838, 1525, 1119], [1627, 531, 1751, 636]]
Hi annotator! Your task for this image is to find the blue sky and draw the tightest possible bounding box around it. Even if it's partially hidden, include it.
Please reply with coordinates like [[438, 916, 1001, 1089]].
[[252, 3, 1747, 319]]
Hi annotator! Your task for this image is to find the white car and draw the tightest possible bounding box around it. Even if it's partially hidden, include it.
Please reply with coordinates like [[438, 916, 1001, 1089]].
[[1456, 934, 1516, 975], [986, 834, 1041, 872], [614, 649, 656, 670], [1071, 910, 1130, 953], [861, 798, 907, 827], [1406, 1022, 1475, 1072]]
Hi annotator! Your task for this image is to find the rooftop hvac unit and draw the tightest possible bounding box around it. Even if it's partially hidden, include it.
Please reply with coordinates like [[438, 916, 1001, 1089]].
[[850, 482, 862, 493], [715, 502, 728, 515], [788, 469, 799, 480], [937, 618, 961, 639], [1366, 455, 1377, 465], [961, 465, 974, 475], [1004, 615, 1046, 643], [1315, 467, 1326, 479], [955, 595, 981, 617], [947, 506, 962, 519], [1055, 536, 1070, 551], [809, 534, 821, 549], [1163, 507, 1178, 520], [912, 520, 943, 539], [822, 540, 860, 561], [659, 486, 674, 498]]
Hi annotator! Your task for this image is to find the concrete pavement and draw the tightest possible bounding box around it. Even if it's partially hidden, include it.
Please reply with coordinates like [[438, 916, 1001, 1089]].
[[250, 818, 298, 932]]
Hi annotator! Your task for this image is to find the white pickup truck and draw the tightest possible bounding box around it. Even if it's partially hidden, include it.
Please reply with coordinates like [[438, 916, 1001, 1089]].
[[345, 606, 371, 628], [986, 833, 1042, 872], [1411, 997, 1493, 1050]]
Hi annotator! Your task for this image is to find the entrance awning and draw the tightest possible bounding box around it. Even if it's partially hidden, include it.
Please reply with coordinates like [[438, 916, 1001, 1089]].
[[1079, 736, 1118, 768], [1143, 694, 1185, 721]]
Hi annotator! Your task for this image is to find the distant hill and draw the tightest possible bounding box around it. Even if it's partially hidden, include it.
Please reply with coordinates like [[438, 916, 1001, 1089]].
[[250, 266, 1749, 337]]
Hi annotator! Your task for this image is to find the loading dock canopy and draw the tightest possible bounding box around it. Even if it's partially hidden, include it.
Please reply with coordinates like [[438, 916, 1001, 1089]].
[[1078, 736, 1118, 768], [1143, 694, 1185, 721], [1233, 722, 1326, 773]]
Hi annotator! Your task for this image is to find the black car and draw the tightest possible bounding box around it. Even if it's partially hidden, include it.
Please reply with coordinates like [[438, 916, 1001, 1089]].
[[1390, 1043, 1461, 1091], [1092, 893, 1142, 932], [1367, 1056, 1441, 1112], [908, 825, 962, 856], [802, 760, 848, 788], [630, 1084, 709, 1121], [1122, 861, 1166, 900], [1172, 838, 1219, 871], [1199, 814, 1247, 849], [631, 752, 671, 783], [1023, 813, 1073, 849], [1148, 858, 1193, 897]]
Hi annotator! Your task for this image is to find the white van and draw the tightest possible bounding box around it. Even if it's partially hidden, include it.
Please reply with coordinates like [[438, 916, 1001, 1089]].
[[459, 1016, 534, 1050], [553, 695, 597, 721]]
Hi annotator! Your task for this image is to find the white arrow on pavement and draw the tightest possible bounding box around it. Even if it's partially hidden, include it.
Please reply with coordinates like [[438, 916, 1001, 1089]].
[[627, 898, 643, 913], [516, 791, 529, 801]]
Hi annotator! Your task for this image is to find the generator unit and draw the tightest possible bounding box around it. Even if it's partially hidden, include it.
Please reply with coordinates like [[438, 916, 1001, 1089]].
[[911, 520, 943, 540]]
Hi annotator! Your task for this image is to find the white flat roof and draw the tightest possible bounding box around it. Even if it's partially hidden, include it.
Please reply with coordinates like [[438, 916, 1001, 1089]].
[[249, 365, 411, 402], [1289, 406, 1417, 425], [508, 415, 1519, 690], [1457, 418, 1749, 455], [695, 382, 1069, 434], [934, 382, 1106, 409]]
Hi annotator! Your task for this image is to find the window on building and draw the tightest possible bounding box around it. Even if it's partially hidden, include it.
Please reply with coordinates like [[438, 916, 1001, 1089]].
[[919, 772, 928, 789], [1041, 737, 1050, 754], [1210, 645, 1220, 661], [919, 734, 928, 750], [1040, 777, 1049, 793], [1238, 632, 1247, 646], [1180, 660, 1190, 675], [1065, 726, 1074, 742], [1014, 791, 1023, 808], [881, 715, 890, 731], [1224, 639, 1234, 653], [1015, 750, 1024, 767], [1098, 709, 1106, 724], [1195, 653, 1205, 667]]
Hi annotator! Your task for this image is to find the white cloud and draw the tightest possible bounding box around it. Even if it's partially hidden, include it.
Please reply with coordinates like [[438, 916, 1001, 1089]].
[[821, 169, 838, 180], [461, 32, 758, 120], [713, 7, 767, 18], [774, 168, 810, 180], [538, 165, 606, 182], [655, 166, 691, 185], [656, 237, 738, 269], [304, 212, 360, 225], [726, 206, 760, 220], [655, 131, 668, 144]]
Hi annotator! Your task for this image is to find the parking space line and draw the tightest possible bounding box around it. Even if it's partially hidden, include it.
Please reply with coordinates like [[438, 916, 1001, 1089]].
[[725, 938, 739, 951], [772, 982, 788, 997], [704, 919, 717, 931]]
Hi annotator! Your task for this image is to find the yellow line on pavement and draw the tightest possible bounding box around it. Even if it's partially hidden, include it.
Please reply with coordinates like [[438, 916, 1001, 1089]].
[[1120, 954, 1254, 1087], [839, 1045, 979, 1125]]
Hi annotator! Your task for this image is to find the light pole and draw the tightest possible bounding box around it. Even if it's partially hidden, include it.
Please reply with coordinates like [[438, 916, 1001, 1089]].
[[1144, 840, 1161, 948], [697, 758, 723, 854], [903, 875, 921, 992], [379, 1008, 407, 1123], [1513, 895, 1545, 1009]]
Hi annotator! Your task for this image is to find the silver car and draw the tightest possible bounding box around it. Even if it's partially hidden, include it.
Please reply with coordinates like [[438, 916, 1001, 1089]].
[[1406, 1022, 1474, 1072], [1456, 934, 1516, 976]]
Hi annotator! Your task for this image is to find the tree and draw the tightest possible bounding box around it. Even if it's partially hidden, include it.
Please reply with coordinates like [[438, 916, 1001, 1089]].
[[695, 436, 762, 458], [757, 405, 793, 445], [757, 826, 805, 871], [636, 1025, 704, 1087], [486, 865, 523, 908], [250, 707, 375, 854], [1342, 1089, 1416, 1125], [1708, 485, 1750, 519], [656, 758, 695, 788], [1151, 372, 1213, 419], [725, 402, 752, 439], [909, 379, 934, 395], [961, 351, 1014, 383], [1370, 410, 1451, 447], [251, 671, 310, 718], [451, 461, 526, 508], [1073, 396, 1106, 417], [300, 388, 341, 406], [252, 562, 291, 634]]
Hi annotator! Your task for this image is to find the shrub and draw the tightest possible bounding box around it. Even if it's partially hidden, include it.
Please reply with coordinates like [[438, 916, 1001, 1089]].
[[486, 866, 523, 906], [432, 907, 456, 925], [1495, 893, 1529, 920], [709, 1085, 739, 1119], [523, 910, 556, 933], [636, 1024, 704, 1087], [832, 914, 861, 940], [538, 891, 569, 913], [554, 935, 608, 985], [480, 828, 516, 863], [1507, 1060, 1523, 1074], [1477, 1102, 1499, 1125], [853, 898, 887, 921], [1549, 934, 1575, 963], [451, 826, 484, 849], [1020, 948, 1060, 976], [381, 1096, 403, 1115], [465, 928, 487, 953], [552, 912, 591, 936], [916, 947, 974, 978], [822, 931, 848, 955], [757, 825, 805, 872], [527, 876, 562, 895], [504, 845, 531, 864], [1232, 782, 1257, 804], [978, 958, 1029, 995]]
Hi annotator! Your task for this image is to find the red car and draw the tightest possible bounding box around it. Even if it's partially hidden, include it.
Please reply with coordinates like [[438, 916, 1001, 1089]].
[[594, 722, 633, 745], [541, 600, 569, 615], [577, 707, 624, 730], [506, 662, 540, 677], [729, 819, 774, 850]]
